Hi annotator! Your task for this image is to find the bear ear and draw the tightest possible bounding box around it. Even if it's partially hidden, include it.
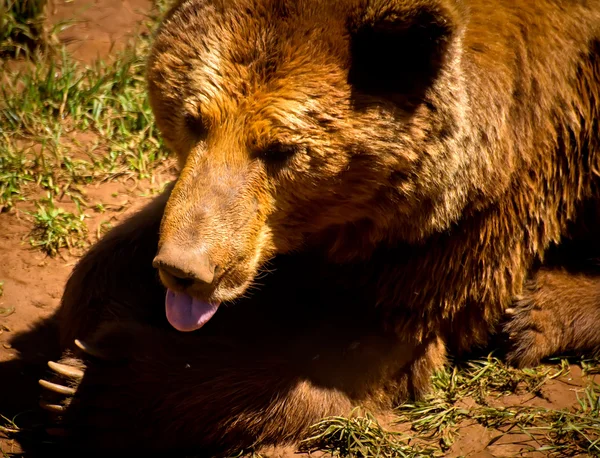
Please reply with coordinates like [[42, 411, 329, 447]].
[[347, 0, 464, 103]]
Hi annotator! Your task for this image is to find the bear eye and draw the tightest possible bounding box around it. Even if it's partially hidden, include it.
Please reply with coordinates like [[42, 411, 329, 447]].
[[183, 113, 208, 139], [257, 142, 299, 164]]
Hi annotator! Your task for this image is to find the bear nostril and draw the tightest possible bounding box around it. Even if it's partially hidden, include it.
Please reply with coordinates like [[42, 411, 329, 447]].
[[152, 250, 216, 287], [157, 264, 196, 289]]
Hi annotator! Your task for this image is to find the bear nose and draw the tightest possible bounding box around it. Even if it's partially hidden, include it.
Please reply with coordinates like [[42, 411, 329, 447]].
[[152, 244, 216, 288]]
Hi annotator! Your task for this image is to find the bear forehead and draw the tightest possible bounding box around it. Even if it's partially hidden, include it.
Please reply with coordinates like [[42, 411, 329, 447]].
[[151, 0, 359, 133]]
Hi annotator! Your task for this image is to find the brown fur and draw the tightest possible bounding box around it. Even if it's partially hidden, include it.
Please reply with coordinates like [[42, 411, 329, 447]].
[[504, 267, 600, 367], [503, 201, 600, 367], [43, 0, 600, 455]]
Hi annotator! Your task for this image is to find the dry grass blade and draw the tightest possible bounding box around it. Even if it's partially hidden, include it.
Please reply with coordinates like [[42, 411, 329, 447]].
[[0, 414, 20, 436]]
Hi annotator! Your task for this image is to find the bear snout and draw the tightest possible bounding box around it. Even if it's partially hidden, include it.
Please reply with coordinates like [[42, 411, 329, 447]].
[[153, 243, 217, 290]]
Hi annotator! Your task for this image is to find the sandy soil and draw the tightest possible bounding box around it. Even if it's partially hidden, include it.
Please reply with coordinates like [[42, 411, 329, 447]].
[[1, 1, 597, 457]]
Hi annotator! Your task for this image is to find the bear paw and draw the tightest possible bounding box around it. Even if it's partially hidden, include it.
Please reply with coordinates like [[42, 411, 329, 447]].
[[502, 298, 561, 368], [38, 331, 154, 453]]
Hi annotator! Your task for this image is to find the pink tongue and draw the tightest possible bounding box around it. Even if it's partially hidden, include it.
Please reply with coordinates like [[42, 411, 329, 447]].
[[165, 289, 220, 332]]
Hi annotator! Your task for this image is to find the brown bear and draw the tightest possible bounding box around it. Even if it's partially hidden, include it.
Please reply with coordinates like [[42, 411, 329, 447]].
[[39, 0, 600, 455]]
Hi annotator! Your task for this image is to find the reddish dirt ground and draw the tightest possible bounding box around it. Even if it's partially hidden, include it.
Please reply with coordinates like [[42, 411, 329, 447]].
[[47, 0, 153, 63], [0, 1, 169, 455], [0, 0, 158, 358], [1, 1, 598, 457]]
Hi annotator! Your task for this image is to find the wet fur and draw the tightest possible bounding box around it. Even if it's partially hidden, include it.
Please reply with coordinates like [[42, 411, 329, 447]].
[[46, 0, 600, 455]]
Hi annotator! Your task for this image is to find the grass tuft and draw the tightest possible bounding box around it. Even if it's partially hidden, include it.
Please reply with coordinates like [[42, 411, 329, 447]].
[[0, 0, 50, 58], [300, 408, 436, 457], [27, 195, 88, 256], [0, 145, 34, 211]]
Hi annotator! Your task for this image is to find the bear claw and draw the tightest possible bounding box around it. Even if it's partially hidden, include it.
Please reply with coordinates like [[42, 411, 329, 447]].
[[39, 379, 76, 396], [48, 361, 84, 380], [74, 339, 108, 360], [39, 401, 67, 413]]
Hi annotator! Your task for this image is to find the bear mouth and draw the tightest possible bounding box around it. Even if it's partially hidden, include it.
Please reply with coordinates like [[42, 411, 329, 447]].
[[165, 289, 221, 332], [157, 240, 267, 332]]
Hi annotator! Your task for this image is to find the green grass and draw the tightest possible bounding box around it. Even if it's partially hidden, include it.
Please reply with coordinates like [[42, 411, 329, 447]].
[[394, 355, 551, 443], [296, 356, 599, 457], [581, 356, 600, 376], [0, 2, 170, 255], [1, 44, 167, 184], [0, 146, 34, 210], [391, 356, 598, 456], [0, 414, 19, 436], [0, 0, 49, 57], [468, 381, 600, 456], [299, 408, 436, 457], [27, 195, 88, 256]]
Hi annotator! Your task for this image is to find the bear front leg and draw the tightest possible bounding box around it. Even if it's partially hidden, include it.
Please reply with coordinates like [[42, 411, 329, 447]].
[[40, 321, 357, 456], [504, 267, 600, 367], [39, 317, 441, 456]]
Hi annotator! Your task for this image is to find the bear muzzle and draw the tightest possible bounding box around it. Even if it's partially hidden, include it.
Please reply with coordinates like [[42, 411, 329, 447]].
[[153, 243, 217, 289], [153, 244, 223, 331]]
